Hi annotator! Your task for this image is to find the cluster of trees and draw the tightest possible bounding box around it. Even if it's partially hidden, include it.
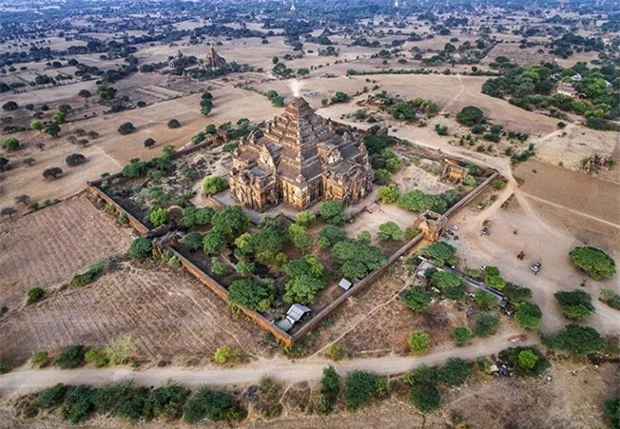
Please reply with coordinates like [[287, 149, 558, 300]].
[[482, 62, 618, 128], [541, 323, 605, 356], [200, 91, 214, 116], [266, 89, 284, 106], [499, 346, 550, 377], [569, 246, 616, 281], [554, 289, 594, 320], [390, 97, 439, 121], [34, 381, 240, 425], [396, 188, 459, 214]]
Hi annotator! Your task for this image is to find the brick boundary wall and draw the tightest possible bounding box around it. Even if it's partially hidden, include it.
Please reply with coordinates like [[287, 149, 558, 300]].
[[85, 142, 500, 345]]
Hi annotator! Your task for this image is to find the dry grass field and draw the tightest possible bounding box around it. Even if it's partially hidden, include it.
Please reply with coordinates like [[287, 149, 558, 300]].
[[0, 195, 133, 311], [0, 260, 265, 365]]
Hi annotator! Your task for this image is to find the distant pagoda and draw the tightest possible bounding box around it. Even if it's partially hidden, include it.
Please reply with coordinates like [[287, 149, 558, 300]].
[[227, 97, 373, 211]]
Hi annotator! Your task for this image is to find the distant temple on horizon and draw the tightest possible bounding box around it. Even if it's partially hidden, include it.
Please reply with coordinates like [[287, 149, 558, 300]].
[[227, 97, 373, 212]]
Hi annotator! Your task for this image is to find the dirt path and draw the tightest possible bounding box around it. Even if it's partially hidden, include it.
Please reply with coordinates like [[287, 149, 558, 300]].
[[0, 334, 534, 395]]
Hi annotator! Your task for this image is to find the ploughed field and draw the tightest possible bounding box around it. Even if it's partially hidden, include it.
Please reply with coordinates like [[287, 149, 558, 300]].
[[0, 195, 133, 310]]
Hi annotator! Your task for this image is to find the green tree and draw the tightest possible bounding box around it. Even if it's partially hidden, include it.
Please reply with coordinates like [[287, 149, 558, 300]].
[[517, 349, 538, 370], [542, 324, 605, 355], [42, 166, 63, 179], [554, 289, 594, 320], [235, 261, 255, 276], [3, 137, 20, 151], [319, 200, 346, 225], [30, 119, 44, 131], [474, 290, 495, 310], [343, 370, 376, 410], [203, 176, 228, 196], [604, 398, 620, 429], [317, 225, 347, 248], [452, 326, 474, 346], [569, 246, 616, 280], [54, 110, 66, 124], [130, 237, 152, 260], [211, 258, 228, 276], [472, 312, 500, 337], [377, 221, 403, 241], [378, 184, 400, 203], [45, 122, 61, 137], [409, 382, 441, 413], [515, 302, 542, 329], [144, 382, 190, 421], [183, 386, 234, 423], [438, 358, 471, 386], [503, 283, 532, 303], [149, 207, 168, 227], [402, 286, 432, 312], [284, 274, 325, 304], [227, 278, 274, 312], [289, 223, 313, 253], [31, 350, 50, 368], [331, 91, 349, 103], [456, 106, 485, 125], [419, 242, 458, 267], [484, 266, 506, 290], [213, 346, 231, 364], [430, 271, 465, 300], [202, 230, 226, 256], [97, 83, 117, 100], [27, 287, 45, 303], [295, 210, 316, 227], [211, 206, 249, 238], [331, 240, 386, 279], [181, 232, 203, 251], [408, 331, 430, 354]]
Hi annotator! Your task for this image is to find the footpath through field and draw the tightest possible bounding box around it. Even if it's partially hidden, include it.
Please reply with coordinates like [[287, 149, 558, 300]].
[[0, 332, 534, 395]]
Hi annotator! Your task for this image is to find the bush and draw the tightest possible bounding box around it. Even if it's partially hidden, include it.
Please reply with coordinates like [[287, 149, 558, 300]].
[[106, 334, 136, 365], [27, 287, 45, 303], [37, 383, 68, 408], [203, 176, 228, 196], [167, 119, 181, 128], [65, 153, 87, 167], [183, 386, 235, 423], [42, 167, 63, 180], [452, 326, 474, 346], [54, 345, 86, 368], [408, 331, 430, 354], [604, 398, 620, 429], [145, 382, 190, 421], [313, 394, 333, 415], [472, 312, 500, 337], [402, 286, 432, 312], [31, 350, 50, 368], [542, 324, 605, 355], [569, 246, 616, 280], [3, 137, 20, 151], [214, 346, 231, 364], [438, 358, 471, 386], [117, 122, 136, 135], [377, 221, 403, 240], [60, 385, 95, 424], [321, 365, 340, 394], [600, 289, 620, 310], [503, 283, 532, 303], [473, 290, 496, 310], [500, 346, 550, 377], [377, 184, 400, 203], [84, 347, 109, 367], [202, 230, 226, 255], [149, 207, 169, 227], [409, 382, 441, 413], [555, 289, 594, 320], [456, 106, 485, 126], [130, 237, 152, 261], [343, 370, 376, 410], [515, 302, 542, 329], [319, 200, 346, 225], [326, 344, 347, 361]]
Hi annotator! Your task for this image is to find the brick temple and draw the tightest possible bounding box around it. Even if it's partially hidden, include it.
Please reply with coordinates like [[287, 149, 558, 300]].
[[227, 96, 373, 211]]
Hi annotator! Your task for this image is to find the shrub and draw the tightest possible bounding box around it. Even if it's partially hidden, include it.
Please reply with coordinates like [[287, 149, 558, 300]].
[[402, 286, 432, 312], [54, 345, 86, 368], [503, 283, 532, 303], [554, 289, 594, 320], [321, 365, 340, 394], [117, 122, 136, 135], [438, 358, 471, 386], [319, 200, 346, 225], [42, 167, 63, 180], [314, 394, 333, 415], [65, 153, 87, 167], [343, 370, 376, 410], [472, 312, 500, 337], [499, 346, 550, 377], [378, 184, 400, 203], [569, 246, 616, 280], [515, 302, 542, 329], [203, 176, 228, 196], [452, 326, 474, 346], [149, 207, 169, 227], [130, 237, 152, 261], [409, 382, 441, 413], [484, 266, 506, 290], [144, 137, 156, 148], [3, 137, 20, 151], [604, 398, 620, 429], [37, 383, 68, 408], [167, 119, 181, 128], [31, 350, 50, 368], [408, 331, 430, 354], [326, 344, 347, 361], [84, 347, 109, 367], [106, 334, 136, 365], [600, 289, 620, 310], [183, 386, 235, 423], [60, 385, 95, 424], [27, 287, 45, 303], [456, 106, 485, 126], [214, 346, 231, 364], [145, 382, 190, 421], [473, 290, 495, 310], [541, 324, 605, 356], [202, 230, 226, 256]]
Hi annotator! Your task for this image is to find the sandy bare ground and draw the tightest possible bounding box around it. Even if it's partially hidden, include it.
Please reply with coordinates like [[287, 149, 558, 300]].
[[0, 195, 133, 310], [0, 261, 265, 365]]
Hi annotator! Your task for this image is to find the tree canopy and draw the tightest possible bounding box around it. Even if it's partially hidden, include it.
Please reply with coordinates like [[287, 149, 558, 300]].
[[430, 271, 465, 301], [542, 324, 604, 355], [418, 242, 458, 267], [343, 370, 376, 410], [515, 302, 543, 329], [331, 240, 386, 279], [554, 289, 594, 320], [319, 200, 346, 225], [227, 278, 274, 312], [402, 286, 432, 313], [569, 247, 616, 280], [456, 106, 485, 126]]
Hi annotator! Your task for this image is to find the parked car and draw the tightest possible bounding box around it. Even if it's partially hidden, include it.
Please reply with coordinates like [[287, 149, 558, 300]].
[[530, 262, 541, 274]]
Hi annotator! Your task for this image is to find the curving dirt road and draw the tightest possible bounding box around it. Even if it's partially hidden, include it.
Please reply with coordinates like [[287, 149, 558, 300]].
[[0, 333, 534, 395]]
